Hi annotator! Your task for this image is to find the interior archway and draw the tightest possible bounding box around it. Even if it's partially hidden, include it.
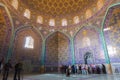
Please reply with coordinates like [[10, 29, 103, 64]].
[[103, 4, 120, 63], [13, 27, 42, 73], [84, 52, 93, 64], [74, 26, 105, 64], [45, 32, 70, 72]]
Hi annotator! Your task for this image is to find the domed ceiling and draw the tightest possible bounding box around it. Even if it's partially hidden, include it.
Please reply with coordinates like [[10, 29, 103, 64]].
[[3, 0, 112, 27], [20, 0, 97, 17]]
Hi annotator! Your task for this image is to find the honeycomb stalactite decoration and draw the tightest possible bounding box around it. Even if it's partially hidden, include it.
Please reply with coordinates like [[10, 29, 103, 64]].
[[4, 0, 112, 27], [20, 0, 97, 17]]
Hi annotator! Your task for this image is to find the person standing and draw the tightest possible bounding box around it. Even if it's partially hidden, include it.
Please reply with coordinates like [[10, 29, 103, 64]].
[[66, 66, 70, 77], [13, 61, 23, 80], [102, 64, 106, 74], [2, 59, 12, 80], [0, 57, 4, 73]]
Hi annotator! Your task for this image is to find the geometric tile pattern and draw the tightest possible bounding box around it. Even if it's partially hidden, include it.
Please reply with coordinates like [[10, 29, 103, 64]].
[[45, 32, 70, 66], [20, 0, 97, 17], [74, 26, 105, 64]]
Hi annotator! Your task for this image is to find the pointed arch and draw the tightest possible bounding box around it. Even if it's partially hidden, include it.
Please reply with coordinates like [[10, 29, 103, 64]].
[[102, 3, 120, 63], [74, 25, 104, 64], [46, 30, 70, 40], [15, 25, 44, 41], [73, 24, 100, 39], [13, 25, 43, 72], [102, 3, 120, 30]]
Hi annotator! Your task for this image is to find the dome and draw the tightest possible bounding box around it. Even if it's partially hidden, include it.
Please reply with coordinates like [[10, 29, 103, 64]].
[[20, 0, 97, 17], [3, 0, 111, 27]]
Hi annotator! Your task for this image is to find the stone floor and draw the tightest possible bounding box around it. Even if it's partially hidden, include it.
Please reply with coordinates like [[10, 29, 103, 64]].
[[0, 73, 120, 80]]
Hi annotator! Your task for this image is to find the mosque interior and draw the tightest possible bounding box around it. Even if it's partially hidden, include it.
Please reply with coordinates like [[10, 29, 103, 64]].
[[1, 0, 120, 79]]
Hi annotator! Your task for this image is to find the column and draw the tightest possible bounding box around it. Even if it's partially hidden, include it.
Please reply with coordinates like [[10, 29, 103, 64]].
[[40, 40, 46, 73], [100, 31, 112, 74], [70, 38, 75, 65], [7, 32, 15, 61]]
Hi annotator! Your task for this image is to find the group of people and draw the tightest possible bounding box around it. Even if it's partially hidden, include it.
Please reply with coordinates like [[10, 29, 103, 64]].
[[0, 57, 23, 80], [60, 64, 106, 77]]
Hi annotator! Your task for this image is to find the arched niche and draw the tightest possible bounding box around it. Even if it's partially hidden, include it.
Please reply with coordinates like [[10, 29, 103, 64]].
[[13, 27, 42, 73], [103, 4, 120, 63], [74, 26, 105, 64], [84, 52, 93, 64], [0, 6, 12, 60], [45, 32, 70, 72]]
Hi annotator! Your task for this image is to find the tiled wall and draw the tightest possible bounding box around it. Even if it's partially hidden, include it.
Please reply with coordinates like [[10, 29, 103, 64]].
[[58, 32, 71, 65], [45, 32, 70, 67], [74, 27, 105, 64], [45, 33, 58, 66]]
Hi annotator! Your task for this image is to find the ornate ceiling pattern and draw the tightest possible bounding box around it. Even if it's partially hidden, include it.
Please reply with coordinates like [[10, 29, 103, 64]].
[[20, 0, 97, 17], [2, 0, 114, 36]]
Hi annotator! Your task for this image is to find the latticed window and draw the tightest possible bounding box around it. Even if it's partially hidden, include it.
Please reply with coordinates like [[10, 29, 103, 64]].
[[24, 36, 34, 49], [24, 9, 31, 19], [85, 9, 92, 19], [49, 19, 55, 26], [107, 45, 116, 56], [62, 19, 67, 26], [97, 0, 104, 10], [11, 0, 18, 10], [82, 37, 91, 47], [37, 16, 43, 24], [73, 16, 79, 24]]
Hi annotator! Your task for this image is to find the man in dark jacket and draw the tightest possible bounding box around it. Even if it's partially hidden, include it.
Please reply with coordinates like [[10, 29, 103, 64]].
[[2, 59, 12, 80], [13, 61, 23, 80]]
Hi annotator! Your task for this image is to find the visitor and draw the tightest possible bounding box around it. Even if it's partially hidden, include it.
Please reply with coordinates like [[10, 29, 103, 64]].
[[13, 60, 23, 80], [81, 64, 86, 75], [0, 57, 4, 73], [71, 65, 75, 74], [85, 64, 88, 75], [79, 64, 82, 74], [96, 65, 101, 74], [102, 64, 106, 74], [2, 59, 12, 80], [88, 65, 91, 74], [66, 67, 70, 77], [76, 64, 79, 74]]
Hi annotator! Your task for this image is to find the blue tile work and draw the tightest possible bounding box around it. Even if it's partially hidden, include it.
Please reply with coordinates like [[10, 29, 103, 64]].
[[74, 27, 105, 64]]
